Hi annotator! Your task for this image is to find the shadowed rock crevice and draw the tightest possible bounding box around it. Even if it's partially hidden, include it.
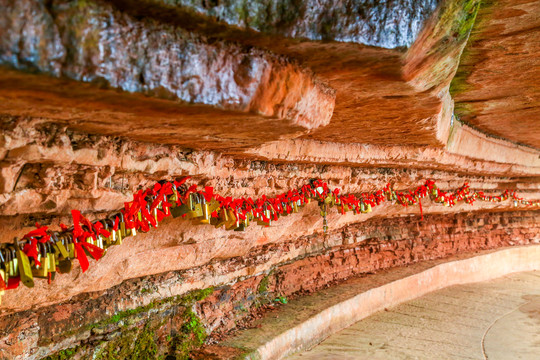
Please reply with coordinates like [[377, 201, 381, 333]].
[[0, 0, 335, 129], [139, 0, 440, 49]]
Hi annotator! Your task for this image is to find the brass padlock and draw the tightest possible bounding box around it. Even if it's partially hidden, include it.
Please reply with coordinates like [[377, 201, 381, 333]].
[[360, 202, 366, 213], [169, 184, 179, 208], [257, 208, 272, 226], [11, 249, 18, 278], [15, 241, 35, 287], [319, 202, 328, 217], [32, 243, 49, 279], [0, 268, 5, 305], [324, 195, 334, 207], [67, 236, 75, 259], [280, 202, 289, 217], [47, 243, 57, 280], [0, 249, 8, 286], [6, 249, 14, 279], [53, 233, 69, 259], [102, 219, 113, 246], [234, 222, 246, 232], [211, 208, 228, 228], [120, 213, 128, 238], [57, 258, 72, 274], [115, 226, 123, 245], [171, 195, 191, 218], [225, 209, 238, 230], [188, 194, 204, 219], [83, 241, 97, 260], [152, 206, 159, 228], [195, 198, 211, 224], [208, 199, 220, 214]]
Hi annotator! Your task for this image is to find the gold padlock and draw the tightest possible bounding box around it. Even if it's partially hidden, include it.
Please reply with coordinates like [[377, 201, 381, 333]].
[[0, 268, 5, 305], [211, 208, 228, 228], [47, 243, 57, 280], [0, 249, 8, 286], [169, 184, 178, 208], [57, 258, 72, 274], [6, 249, 15, 278], [198, 197, 212, 224], [225, 209, 238, 230], [208, 199, 220, 214], [15, 241, 35, 287], [188, 194, 204, 219], [0, 267, 6, 292], [53, 233, 69, 259], [234, 222, 246, 232], [67, 236, 75, 259], [32, 243, 49, 279], [171, 195, 191, 218], [120, 213, 128, 238]]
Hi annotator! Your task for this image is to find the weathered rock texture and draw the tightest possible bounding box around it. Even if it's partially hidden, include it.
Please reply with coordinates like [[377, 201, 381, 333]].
[[0, 210, 538, 360], [451, 0, 540, 149], [0, 0, 335, 130], [151, 0, 439, 48], [0, 0, 539, 359], [2, 117, 539, 314]]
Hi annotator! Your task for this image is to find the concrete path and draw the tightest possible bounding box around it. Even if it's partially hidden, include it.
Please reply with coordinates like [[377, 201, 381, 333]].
[[289, 271, 540, 360]]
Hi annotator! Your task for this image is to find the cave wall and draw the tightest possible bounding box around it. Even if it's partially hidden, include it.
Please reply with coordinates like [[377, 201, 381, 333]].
[[2, 210, 538, 360], [0, 0, 540, 359]]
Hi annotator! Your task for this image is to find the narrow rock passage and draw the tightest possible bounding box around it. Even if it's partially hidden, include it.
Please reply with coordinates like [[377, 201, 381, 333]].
[[288, 271, 540, 360]]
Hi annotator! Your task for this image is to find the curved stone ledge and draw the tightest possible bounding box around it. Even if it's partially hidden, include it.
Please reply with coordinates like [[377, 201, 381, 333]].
[[228, 245, 540, 360], [446, 120, 540, 167]]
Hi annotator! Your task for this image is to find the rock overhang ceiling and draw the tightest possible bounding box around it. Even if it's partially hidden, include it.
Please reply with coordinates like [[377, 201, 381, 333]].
[[3, 0, 533, 153]]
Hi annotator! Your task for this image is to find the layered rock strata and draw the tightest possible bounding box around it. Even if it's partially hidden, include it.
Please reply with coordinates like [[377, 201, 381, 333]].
[[0, 0, 539, 359], [1, 210, 538, 360]]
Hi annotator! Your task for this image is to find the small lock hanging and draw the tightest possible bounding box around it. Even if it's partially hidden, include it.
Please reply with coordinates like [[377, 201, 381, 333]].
[[47, 242, 57, 280], [32, 243, 49, 279], [15, 239, 35, 287], [195, 197, 211, 224], [188, 193, 204, 219], [53, 233, 70, 259], [211, 208, 229, 228], [318, 202, 328, 234], [225, 209, 238, 230]]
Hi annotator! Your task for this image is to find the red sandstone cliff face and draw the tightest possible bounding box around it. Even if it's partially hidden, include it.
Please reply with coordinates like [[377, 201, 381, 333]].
[[0, 0, 539, 359], [451, 0, 540, 149], [1, 211, 539, 360]]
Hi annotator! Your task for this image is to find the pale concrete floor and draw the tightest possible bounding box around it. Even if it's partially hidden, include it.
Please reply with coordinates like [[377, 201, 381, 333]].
[[289, 271, 540, 360]]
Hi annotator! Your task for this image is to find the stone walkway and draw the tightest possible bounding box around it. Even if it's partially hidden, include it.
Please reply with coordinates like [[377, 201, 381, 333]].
[[289, 271, 540, 360]]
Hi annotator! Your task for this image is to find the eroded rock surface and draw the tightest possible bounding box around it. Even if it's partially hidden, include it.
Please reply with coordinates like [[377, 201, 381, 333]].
[[451, 0, 540, 149], [1, 211, 538, 359], [0, 1, 539, 359], [147, 0, 439, 48], [0, 0, 335, 129]]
